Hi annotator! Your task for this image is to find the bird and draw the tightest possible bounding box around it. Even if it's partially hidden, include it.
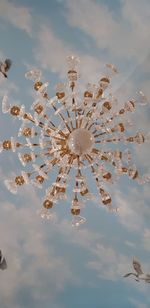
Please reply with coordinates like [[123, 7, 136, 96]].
[[0, 58, 12, 78], [124, 258, 143, 281], [0, 250, 7, 270], [139, 274, 150, 283]]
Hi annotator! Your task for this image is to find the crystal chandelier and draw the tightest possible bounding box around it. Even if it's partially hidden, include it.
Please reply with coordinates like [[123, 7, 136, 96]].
[[0, 56, 149, 226]]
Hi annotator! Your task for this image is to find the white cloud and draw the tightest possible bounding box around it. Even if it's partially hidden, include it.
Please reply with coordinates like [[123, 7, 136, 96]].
[[34, 24, 104, 83], [115, 187, 150, 232], [87, 242, 129, 281], [129, 298, 148, 308], [0, 187, 76, 307], [0, 0, 32, 35], [142, 228, 150, 252], [64, 0, 150, 60], [34, 25, 73, 76]]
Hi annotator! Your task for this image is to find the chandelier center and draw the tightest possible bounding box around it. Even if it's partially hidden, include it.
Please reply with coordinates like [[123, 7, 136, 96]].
[[67, 128, 95, 155]]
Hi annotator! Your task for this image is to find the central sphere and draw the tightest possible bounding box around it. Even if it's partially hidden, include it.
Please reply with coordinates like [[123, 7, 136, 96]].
[[67, 128, 94, 155]]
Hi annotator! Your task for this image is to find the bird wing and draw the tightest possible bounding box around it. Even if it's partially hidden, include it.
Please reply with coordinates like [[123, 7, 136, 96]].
[[4, 59, 12, 71], [123, 273, 135, 278], [0, 257, 7, 270], [133, 258, 143, 275], [145, 274, 150, 279]]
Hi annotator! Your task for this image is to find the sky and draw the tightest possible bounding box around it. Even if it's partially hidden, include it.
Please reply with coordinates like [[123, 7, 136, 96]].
[[0, 0, 150, 307]]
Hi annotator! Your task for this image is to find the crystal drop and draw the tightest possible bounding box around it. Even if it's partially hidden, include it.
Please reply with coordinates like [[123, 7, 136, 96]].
[[18, 153, 26, 166], [25, 69, 41, 81], [55, 83, 66, 92], [136, 91, 148, 106], [2, 95, 10, 113], [135, 132, 144, 144], [55, 192, 67, 201], [31, 179, 42, 189], [0, 142, 3, 153], [32, 164, 48, 179], [37, 82, 49, 94], [37, 209, 57, 222], [67, 55, 80, 70], [11, 137, 16, 152], [106, 63, 118, 75], [143, 172, 150, 183], [75, 175, 85, 182], [128, 164, 138, 179], [39, 137, 44, 149], [123, 149, 132, 163], [21, 171, 29, 184], [71, 199, 85, 208], [4, 179, 17, 194], [26, 138, 34, 150], [18, 105, 25, 119], [71, 216, 86, 227]]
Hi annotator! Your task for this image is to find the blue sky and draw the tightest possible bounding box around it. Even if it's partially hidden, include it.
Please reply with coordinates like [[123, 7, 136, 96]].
[[0, 0, 150, 307]]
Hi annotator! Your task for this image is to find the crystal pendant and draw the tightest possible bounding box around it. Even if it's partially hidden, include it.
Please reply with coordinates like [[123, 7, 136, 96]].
[[4, 179, 17, 194], [71, 216, 86, 227], [11, 137, 16, 152], [26, 138, 34, 150], [67, 55, 80, 70], [55, 192, 67, 201], [37, 82, 49, 95], [21, 171, 29, 184], [37, 208, 57, 222], [135, 132, 145, 144], [2, 95, 10, 113], [32, 164, 48, 179], [0, 142, 3, 153], [25, 69, 42, 81], [136, 91, 148, 106]]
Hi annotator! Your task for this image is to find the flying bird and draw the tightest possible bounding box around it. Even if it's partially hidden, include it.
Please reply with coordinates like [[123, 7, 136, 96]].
[[124, 258, 143, 281], [139, 274, 150, 283], [0, 58, 12, 78], [0, 250, 7, 270]]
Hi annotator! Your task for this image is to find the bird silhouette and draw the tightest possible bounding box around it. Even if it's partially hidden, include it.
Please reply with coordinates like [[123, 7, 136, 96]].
[[0, 250, 7, 270], [124, 258, 143, 281], [0, 58, 12, 78]]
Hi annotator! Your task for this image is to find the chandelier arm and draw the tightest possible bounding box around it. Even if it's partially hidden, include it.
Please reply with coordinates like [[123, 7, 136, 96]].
[[94, 132, 107, 138], [72, 96, 79, 129], [49, 101, 72, 133], [58, 97, 75, 130], [66, 109, 74, 130], [84, 154, 112, 208], [87, 122, 95, 131], [33, 84, 72, 134]]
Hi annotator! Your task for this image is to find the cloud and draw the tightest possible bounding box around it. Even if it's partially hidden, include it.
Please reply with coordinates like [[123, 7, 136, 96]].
[[63, 0, 150, 60], [0, 0, 32, 35], [87, 242, 129, 281], [129, 298, 149, 308], [34, 25, 73, 76], [34, 24, 104, 83], [0, 187, 76, 308], [142, 228, 150, 251], [115, 187, 150, 232]]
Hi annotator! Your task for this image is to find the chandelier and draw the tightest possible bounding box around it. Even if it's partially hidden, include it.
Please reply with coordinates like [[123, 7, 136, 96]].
[[0, 56, 149, 226]]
